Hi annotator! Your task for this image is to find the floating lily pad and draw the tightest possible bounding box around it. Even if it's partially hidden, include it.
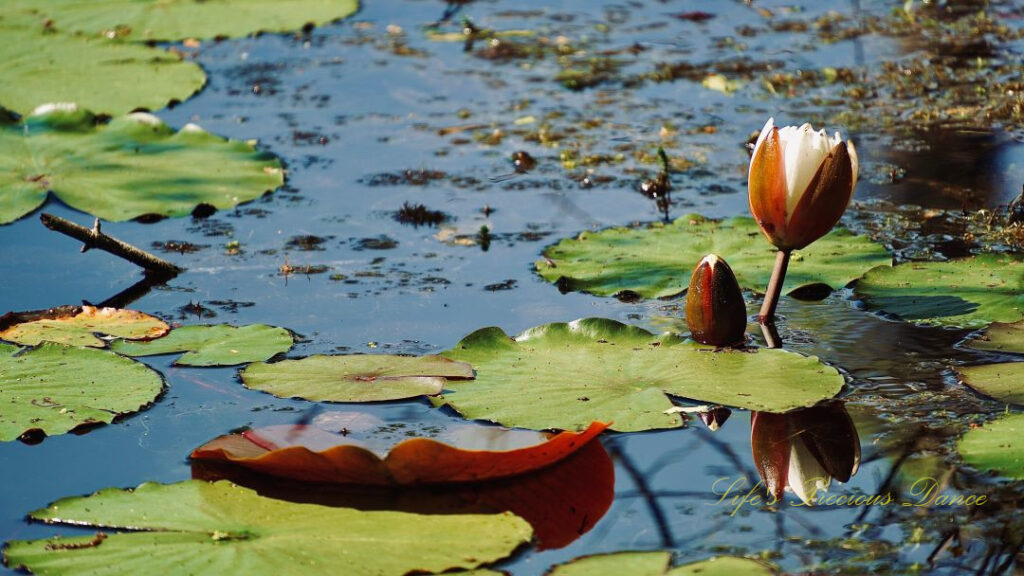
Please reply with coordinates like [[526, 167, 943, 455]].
[[2, 480, 532, 576], [110, 324, 293, 366], [191, 420, 608, 485], [0, 106, 284, 225], [438, 318, 844, 432], [0, 306, 168, 348], [536, 215, 890, 299], [957, 413, 1024, 479], [0, 13, 204, 117], [547, 551, 773, 576], [241, 355, 475, 402], [965, 320, 1024, 354], [956, 363, 1024, 406], [854, 254, 1024, 328], [0, 342, 163, 442], [11, 0, 359, 42]]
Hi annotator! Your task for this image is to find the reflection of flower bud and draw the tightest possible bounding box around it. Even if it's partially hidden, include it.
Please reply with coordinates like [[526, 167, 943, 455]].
[[685, 254, 747, 347], [750, 401, 861, 505], [748, 118, 859, 251], [698, 407, 732, 432]]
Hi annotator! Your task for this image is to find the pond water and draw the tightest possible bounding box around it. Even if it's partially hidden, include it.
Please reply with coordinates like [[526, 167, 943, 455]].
[[1, 0, 1022, 574]]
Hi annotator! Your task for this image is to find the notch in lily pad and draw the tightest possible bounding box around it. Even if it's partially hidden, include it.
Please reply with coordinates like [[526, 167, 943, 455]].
[[437, 318, 844, 432], [110, 324, 294, 366], [536, 215, 890, 300], [2, 480, 532, 575], [241, 354, 475, 402], [0, 305, 168, 348], [0, 342, 163, 443]]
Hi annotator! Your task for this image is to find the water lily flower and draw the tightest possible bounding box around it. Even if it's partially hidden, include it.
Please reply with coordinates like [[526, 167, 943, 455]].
[[685, 254, 747, 347], [750, 402, 861, 505], [748, 118, 859, 321]]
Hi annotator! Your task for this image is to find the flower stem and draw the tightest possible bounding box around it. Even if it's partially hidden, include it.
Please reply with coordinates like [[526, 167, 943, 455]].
[[758, 249, 791, 323]]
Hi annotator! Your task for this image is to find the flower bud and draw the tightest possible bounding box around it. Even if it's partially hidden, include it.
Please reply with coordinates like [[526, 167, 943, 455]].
[[685, 254, 747, 347], [748, 118, 859, 251]]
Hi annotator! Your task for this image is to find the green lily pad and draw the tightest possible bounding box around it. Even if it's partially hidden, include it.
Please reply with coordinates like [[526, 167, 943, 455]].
[[536, 215, 890, 299], [957, 363, 1024, 406], [438, 318, 844, 432], [965, 320, 1024, 354], [110, 324, 294, 366], [0, 342, 163, 442], [854, 254, 1024, 328], [957, 413, 1024, 479], [547, 551, 773, 576], [2, 480, 531, 575], [11, 0, 359, 42], [0, 13, 204, 117], [0, 306, 169, 348], [0, 106, 283, 225], [241, 355, 475, 402]]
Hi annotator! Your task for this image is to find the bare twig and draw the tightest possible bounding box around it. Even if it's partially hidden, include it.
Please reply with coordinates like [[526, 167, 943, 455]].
[[41, 214, 183, 277]]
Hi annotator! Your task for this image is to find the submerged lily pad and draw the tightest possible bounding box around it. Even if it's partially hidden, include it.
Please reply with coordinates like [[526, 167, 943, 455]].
[[965, 320, 1024, 354], [854, 254, 1024, 328], [0, 342, 163, 442], [241, 355, 475, 402], [547, 551, 773, 576], [2, 480, 531, 576], [0, 306, 168, 348], [12, 0, 360, 42], [0, 13, 203, 117], [536, 215, 890, 299], [957, 413, 1024, 479], [957, 363, 1024, 406], [191, 420, 608, 485], [110, 324, 293, 366], [438, 318, 844, 432], [0, 106, 283, 225]]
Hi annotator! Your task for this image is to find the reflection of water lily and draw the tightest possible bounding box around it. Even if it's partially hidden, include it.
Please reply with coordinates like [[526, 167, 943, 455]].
[[750, 401, 861, 505], [748, 118, 859, 321], [685, 254, 747, 347]]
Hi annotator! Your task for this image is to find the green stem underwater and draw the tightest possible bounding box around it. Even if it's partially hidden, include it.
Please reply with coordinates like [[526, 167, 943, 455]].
[[758, 249, 791, 323]]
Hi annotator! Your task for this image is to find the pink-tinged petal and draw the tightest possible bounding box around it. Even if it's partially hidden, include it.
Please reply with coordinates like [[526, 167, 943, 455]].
[[751, 411, 791, 501], [784, 141, 855, 250], [748, 123, 789, 248], [685, 255, 747, 347]]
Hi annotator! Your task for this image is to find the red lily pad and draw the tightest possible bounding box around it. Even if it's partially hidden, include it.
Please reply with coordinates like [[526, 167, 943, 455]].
[[193, 430, 614, 550], [191, 419, 609, 485]]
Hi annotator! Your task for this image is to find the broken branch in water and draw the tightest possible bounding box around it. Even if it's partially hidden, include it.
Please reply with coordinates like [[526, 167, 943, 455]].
[[40, 213, 183, 277]]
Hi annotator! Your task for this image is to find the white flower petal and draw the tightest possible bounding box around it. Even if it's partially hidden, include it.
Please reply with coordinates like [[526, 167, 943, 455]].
[[780, 123, 832, 222], [787, 437, 831, 505]]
